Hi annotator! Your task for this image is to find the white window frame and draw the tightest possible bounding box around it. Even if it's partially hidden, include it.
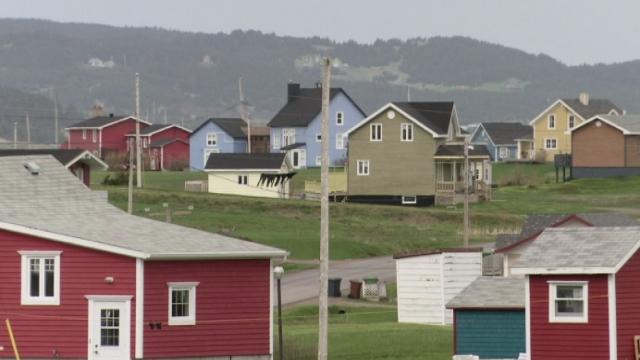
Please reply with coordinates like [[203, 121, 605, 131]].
[[401, 196, 417, 205], [19, 250, 62, 306], [92, 130, 97, 143], [238, 175, 248, 185], [282, 128, 296, 147], [316, 133, 322, 142], [272, 133, 281, 149], [206, 133, 218, 147], [315, 155, 322, 166], [568, 114, 575, 129], [370, 123, 382, 142], [143, 137, 149, 149], [548, 114, 556, 129], [82, 129, 87, 140], [548, 281, 588, 323], [499, 147, 508, 158], [400, 123, 414, 142], [336, 133, 344, 150], [357, 160, 370, 176], [168, 282, 199, 326], [336, 111, 344, 126], [544, 138, 558, 150]]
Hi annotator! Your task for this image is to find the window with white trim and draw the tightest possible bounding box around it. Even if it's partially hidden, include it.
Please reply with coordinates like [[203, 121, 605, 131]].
[[316, 133, 322, 142], [548, 114, 556, 129], [544, 138, 557, 149], [206, 133, 218, 146], [272, 134, 281, 149], [336, 111, 344, 125], [315, 155, 321, 166], [143, 137, 149, 148], [370, 124, 382, 141], [499, 147, 508, 158], [401, 196, 417, 204], [168, 282, 198, 326], [549, 282, 588, 323], [82, 129, 87, 140], [238, 175, 248, 185], [282, 128, 296, 147], [20, 251, 61, 305], [357, 160, 370, 176], [401, 123, 414, 142], [336, 133, 344, 150], [568, 114, 575, 129], [92, 130, 97, 143]]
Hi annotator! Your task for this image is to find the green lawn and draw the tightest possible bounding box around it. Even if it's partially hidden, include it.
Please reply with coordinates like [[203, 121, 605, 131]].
[[93, 170, 207, 192], [274, 305, 452, 360], [491, 162, 555, 186]]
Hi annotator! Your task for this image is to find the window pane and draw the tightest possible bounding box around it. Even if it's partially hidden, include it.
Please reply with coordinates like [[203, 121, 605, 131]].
[[556, 300, 583, 315], [30, 258, 40, 297], [44, 259, 55, 297], [557, 285, 582, 299], [100, 309, 120, 346], [172, 289, 190, 317]]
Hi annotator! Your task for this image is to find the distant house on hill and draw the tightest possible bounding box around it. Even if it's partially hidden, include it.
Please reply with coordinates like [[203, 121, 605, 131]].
[[471, 122, 533, 161], [124, 124, 191, 171], [268, 83, 366, 169], [64, 114, 150, 158], [529, 93, 621, 162], [569, 114, 640, 178]]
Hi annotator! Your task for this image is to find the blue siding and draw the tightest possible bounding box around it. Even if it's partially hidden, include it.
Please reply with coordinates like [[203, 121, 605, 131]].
[[189, 122, 247, 170], [270, 92, 365, 168], [495, 145, 518, 161], [471, 126, 496, 161], [455, 310, 525, 359]]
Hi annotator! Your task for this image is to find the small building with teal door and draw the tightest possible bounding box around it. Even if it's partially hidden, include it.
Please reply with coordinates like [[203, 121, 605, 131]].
[[447, 277, 525, 359]]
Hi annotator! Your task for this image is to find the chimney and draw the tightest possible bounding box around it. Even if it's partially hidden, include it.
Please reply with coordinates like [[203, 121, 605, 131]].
[[579, 92, 590, 106], [287, 82, 300, 102]]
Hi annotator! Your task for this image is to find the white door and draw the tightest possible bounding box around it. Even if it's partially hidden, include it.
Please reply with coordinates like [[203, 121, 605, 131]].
[[291, 149, 306, 169], [88, 297, 131, 360]]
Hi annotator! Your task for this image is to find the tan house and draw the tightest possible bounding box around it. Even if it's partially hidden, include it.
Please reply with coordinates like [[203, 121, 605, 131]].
[[529, 93, 621, 162], [569, 114, 640, 178], [344, 102, 491, 206]]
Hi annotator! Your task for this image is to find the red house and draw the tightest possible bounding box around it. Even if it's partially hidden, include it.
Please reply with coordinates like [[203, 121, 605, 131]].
[[511, 226, 640, 360], [64, 114, 151, 158], [125, 124, 191, 171], [0, 155, 286, 360]]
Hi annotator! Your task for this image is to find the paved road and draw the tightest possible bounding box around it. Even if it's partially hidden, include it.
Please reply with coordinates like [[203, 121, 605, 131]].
[[280, 256, 396, 305]]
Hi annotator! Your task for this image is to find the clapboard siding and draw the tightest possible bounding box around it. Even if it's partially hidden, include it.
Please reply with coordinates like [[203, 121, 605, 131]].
[[455, 310, 525, 359], [616, 251, 640, 360], [143, 259, 271, 358], [396, 251, 482, 325], [0, 228, 136, 359]]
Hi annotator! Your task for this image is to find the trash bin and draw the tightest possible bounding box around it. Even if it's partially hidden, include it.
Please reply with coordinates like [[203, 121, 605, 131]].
[[328, 278, 342, 297], [349, 280, 362, 299]]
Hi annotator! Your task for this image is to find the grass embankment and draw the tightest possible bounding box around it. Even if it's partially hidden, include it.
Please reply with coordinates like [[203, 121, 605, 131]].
[[274, 305, 451, 360]]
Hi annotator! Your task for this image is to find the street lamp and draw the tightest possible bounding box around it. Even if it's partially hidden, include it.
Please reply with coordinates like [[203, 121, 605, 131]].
[[463, 138, 474, 248], [274, 266, 285, 360]]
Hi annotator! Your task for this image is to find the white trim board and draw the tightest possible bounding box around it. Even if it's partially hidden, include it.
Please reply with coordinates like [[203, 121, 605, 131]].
[[569, 115, 640, 135], [608, 274, 617, 360], [135, 259, 144, 359], [528, 99, 586, 126], [66, 116, 151, 130]]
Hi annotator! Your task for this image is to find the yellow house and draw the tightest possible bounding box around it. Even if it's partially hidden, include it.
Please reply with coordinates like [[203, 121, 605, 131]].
[[529, 93, 621, 162], [204, 153, 294, 199]]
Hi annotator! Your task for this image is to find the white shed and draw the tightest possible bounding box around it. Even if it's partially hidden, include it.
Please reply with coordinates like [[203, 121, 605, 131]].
[[394, 248, 483, 325]]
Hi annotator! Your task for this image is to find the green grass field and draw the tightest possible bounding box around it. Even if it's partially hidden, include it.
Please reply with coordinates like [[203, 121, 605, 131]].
[[274, 305, 451, 360]]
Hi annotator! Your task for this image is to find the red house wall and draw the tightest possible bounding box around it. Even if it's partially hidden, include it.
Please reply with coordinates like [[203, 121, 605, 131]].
[[143, 259, 271, 359], [0, 229, 137, 359], [617, 251, 640, 360], [160, 141, 189, 170], [150, 127, 191, 143], [530, 274, 609, 360], [68, 162, 91, 187], [67, 129, 100, 153], [101, 117, 148, 155]]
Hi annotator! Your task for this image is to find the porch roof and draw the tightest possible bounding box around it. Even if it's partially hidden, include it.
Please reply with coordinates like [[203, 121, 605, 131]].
[[433, 144, 491, 159]]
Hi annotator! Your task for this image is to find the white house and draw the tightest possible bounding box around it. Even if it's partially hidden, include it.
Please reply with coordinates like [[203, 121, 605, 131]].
[[204, 153, 295, 199], [394, 248, 483, 325]]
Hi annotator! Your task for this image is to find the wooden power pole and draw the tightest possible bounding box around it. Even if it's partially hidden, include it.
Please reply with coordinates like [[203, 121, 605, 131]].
[[13, 122, 17, 149], [318, 57, 331, 360], [238, 77, 251, 153], [463, 136, 470, 247], [25, 113, 31, 149], [135, 73, 142, 188], [50, 88, 59, 144]]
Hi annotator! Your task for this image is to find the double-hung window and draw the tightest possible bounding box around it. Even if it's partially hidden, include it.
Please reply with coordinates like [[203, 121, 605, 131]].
[[336, 133, 344, 150], [20, 251, 61, 305], [92, 130, 97, 143], [545, 138, 557, 149], [168, 282, 198, 326], [568, 114, 575, 129], [370, 124, 382, 142], [282, 129, 296, 147], [238, 175, 248, 185], [336, 112, 344, 126], [401, 123, 413, 142], [206, 133, 218, 147], [82, 129, 87, 140], [499, 147, 508, 158], [272, 134, 281, 149], [548, 114, 556, 129], [357, 160, 370, 176], [549, 281, 588, 323]]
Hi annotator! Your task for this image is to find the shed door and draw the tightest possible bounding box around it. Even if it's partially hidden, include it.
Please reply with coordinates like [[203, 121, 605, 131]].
[[88, 298, 131, 360]]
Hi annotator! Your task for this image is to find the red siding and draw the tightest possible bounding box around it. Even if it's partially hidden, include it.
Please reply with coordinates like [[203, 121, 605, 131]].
[[149, 126, 191, 143], [617, 251, 640, 360], [0, 229, 136, 359], [66, 129, 100, 154], [101, 118, 148, 155], [530, 275, 609, 360], [68, 162, 91, 187], [144, 259, 271, 359], [160, 141, 189, 170]]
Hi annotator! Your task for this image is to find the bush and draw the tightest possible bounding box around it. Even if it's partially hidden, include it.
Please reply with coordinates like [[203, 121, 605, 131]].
[[102, 171, 136, 186], [103, 152, 129, 171]]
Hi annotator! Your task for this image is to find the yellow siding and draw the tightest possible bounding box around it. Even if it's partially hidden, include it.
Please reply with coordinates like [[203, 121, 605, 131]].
[[207, 172, 289, 199], [532, 102, 583, 162], [304, 172, 347, 193]]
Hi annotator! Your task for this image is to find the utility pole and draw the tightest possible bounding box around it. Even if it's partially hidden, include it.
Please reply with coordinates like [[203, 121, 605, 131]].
[[238, 77, 251, 153], [13, 122, 17, 149], [317, 57, 331, 360], [407, 85, 411, 102], [135, 73, 142, 188], [463, 136, 470, 247], [50, 88, 59, 144], [25, 112, 31, 149]]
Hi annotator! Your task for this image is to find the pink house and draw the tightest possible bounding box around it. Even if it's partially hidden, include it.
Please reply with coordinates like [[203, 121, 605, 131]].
[[0, 155, 286, 360]]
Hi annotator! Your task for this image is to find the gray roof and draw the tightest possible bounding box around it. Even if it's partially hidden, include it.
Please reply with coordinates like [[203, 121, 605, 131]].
[[597, 114, 640, 134], [149, 138, 187, 147], [433, 144, 491, 158], [495, 213, 639, 250], [511, 227, 640, 274], [0, 155, 287, 260], [392, 102, 454, 136], [446, 277, 525, 309], [478, 122, 533, 145], [0, 149, 108, 170], [190, 118, 247, 139], [280, 142, 306, 151], [562, 98, 621, 119], [205, 153, 288, 170], [68, 115, 129, 128]]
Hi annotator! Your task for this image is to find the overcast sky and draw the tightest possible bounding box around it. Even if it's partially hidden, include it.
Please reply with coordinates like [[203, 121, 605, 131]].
[[5, 0, 640, 65]]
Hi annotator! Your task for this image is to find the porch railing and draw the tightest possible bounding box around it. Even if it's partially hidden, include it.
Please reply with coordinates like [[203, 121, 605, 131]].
[[436, 181, 455, 192]]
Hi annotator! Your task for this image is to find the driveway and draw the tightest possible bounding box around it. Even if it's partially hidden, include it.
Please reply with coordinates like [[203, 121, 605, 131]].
[[280, 256, 396, 305]]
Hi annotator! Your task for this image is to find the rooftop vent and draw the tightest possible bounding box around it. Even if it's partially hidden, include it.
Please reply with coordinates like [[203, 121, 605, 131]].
[[24, 161, 41, 175]]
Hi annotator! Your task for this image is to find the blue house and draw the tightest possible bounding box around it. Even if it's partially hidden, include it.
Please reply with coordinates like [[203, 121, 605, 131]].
[[268, 83, 366, 168], [471, 122, 533, 161], [189, 118, 247, 170]]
